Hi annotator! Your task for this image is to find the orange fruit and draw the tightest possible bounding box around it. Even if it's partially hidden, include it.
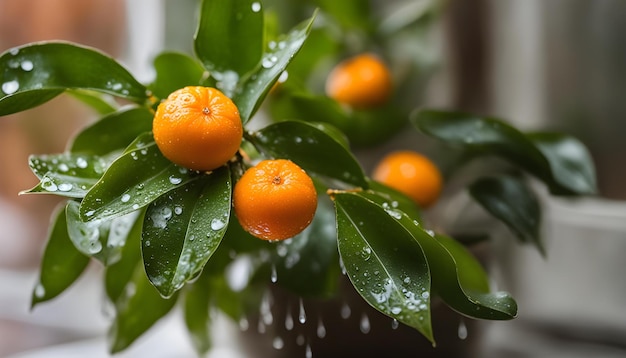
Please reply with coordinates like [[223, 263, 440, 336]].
[[325, 53, 392, 108], [233, 159, 317, 241], [153, 86, 243, 171], [372, 151, 442, 208]]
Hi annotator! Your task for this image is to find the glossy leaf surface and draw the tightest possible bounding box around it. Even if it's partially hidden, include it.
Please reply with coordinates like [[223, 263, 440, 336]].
[[194, 0, 263, 89], [0, 42, 148, 115], [469, 175, 543, 254], [334, 192, 433, 342], [79, 135, 200, 222], [142, 168, 231, 298], [413, 110, 596, 195], [150, 52, 206, 99], [251, 120, 367, 188], [234, 12, 317, 122], [70, 107, 154, 155], [31, 204, 89, 307]]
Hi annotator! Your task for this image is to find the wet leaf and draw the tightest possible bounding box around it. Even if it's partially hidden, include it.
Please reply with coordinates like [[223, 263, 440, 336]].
[[195, 0, 264, 96], [273, 196, 340, 297], [0, 42, 149, 116], [67, 89, 118, 115], [251, 120, 367, 188], [469, 175, 543, 254], [66, 200, 140, 266], [413, 110, 597, 196], [235, 11, 317, 122], [334, 192, 433, 342], [22, 153, 109, 198], [108, 264, 178, 354], [31, 204, 89, 308], [142, 167, 231, 298], [70, 107, 154, 155], [528, 132, 597, 195], [105, 209, 145, 303], [150, 52, 206, 99], [314, 0, 372, 31], [79, 135, 200, 222]]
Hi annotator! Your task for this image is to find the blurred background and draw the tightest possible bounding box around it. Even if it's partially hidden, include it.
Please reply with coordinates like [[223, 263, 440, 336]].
[[1, 0, 625, 357]]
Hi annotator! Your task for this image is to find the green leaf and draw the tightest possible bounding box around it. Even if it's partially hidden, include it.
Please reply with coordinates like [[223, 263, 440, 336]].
[[251, 120, 367, 188], [194, 0, 264, 91], [0, 42, 149, 116], [150, 52, 206, 99], [31, 204, 89, 307], [235, 11, 317, 122], [365, 179, 421, 222], [22, 153, 109, 198], [79, 135, 201, 222], [142, 167, 231, 298], [184, 272, 213, 355], [413, 110, 596, 195], [67, 89, 118, 115], [273, 196, 340, 297], [527, 132, 597, 195], [66, 200, 140, 265], [333, 191, 433, 342], [105, 209, 145, 303], [70, 107, 154, 155], [108, 264, 178, 354], [469, 175, 544, 254]]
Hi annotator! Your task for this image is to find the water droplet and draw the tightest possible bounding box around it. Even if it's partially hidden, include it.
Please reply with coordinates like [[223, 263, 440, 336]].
[[145, 240, 151, 247], [9, 48, 19, 56], [76, 157, 88, 168], [87, 239, 102, 254], [173, 206, 183, 215], [277, 71, 289, 83], [41, 178, 58, 192], [121, 193, 131, 202], [285, 308, 294, 330], [57, 183, 73, 192], [317, 317, 326, 338], [296, 334, 305, 346], [421, 291, 430, 299], [20, 60, 33, 71], [391, 307, 402, 315], [361, 246, 372, 260], [2, 80, 19, 94], [305, 343, 313, 358], [169, 175, 182, 185], [391, 318, 399, 329], [458, 320, 468, 340], [257, 319, 266, 334], [272, 336, 284, 350], [251, 1, 261, 12], [270, 264, 278, 283], [211, 218, 226, 230], [359, 313, 371, 334], [58, 163, 69, 172], [298, 298, 307, 324], [340, 302, 351, 319], [34, 283, 45, 298], [85, 210, 95, 217]]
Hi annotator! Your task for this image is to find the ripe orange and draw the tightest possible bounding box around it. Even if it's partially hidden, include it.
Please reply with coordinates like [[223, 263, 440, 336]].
[[153, 86, 243, 171], [372, 151, 442, 208], [325, 53, 392, 108], [233, 159, 317, 241]]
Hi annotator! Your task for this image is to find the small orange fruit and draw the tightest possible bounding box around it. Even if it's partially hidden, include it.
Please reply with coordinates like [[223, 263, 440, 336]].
[[233, 159, 317, 241], [325, 53, 392, 108], [153, 86, 243, 171], [372, 151, 442, 208]]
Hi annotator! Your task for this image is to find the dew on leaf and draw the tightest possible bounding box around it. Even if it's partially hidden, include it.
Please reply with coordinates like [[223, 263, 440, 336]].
[[57, 183, 73, 192], [40, 178, 58, 192], [121, 193, 131, 203], [169, 175, 182, 185], [34, 283, 45, 299], [20, 60, 34, 71], [2, 80, 19, 94], [211, 218, 226, 231], [251, 1, 261, 12], [76, 157, 88, 168]]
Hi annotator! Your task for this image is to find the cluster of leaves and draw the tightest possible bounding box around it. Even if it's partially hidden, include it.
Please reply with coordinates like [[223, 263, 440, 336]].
[[0, 0, 596, 355]]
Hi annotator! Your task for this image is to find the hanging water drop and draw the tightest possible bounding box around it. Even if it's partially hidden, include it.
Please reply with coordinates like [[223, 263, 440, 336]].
[[359, 313, 371, 334], [298, 298, 307, 324], [340, 302, 351, 319], [272, 336, 284, 350], [285, 308, 294, 331], [316, 317, 326, 339], [305, 343, 313, 358], [239, 317, 249, 331], [34, 283, 45, 298], [458, 320, 468, 340], [270, 264, 278, 283], [391, 318, 399, 330]]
